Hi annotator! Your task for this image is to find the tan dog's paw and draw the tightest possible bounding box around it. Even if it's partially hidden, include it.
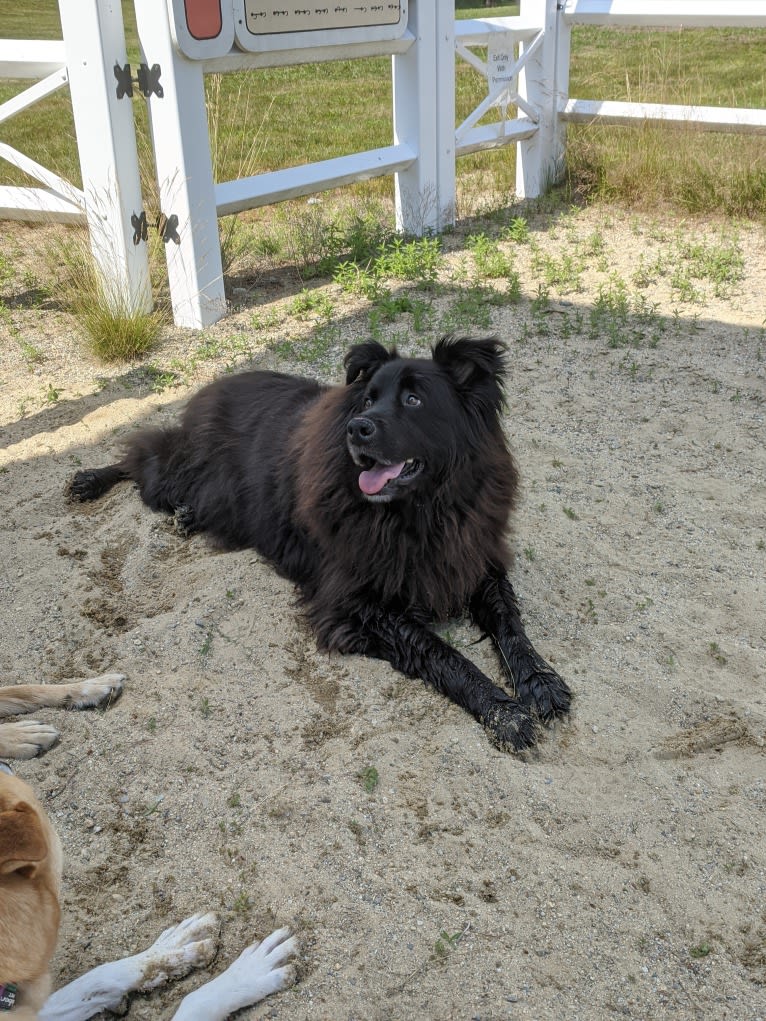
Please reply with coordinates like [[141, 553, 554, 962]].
[[66, 674, 125, 709], [0, 719, 59, 758]]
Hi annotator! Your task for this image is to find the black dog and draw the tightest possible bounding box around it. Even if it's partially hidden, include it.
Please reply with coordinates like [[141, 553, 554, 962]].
[[67, 336, 571, 751]]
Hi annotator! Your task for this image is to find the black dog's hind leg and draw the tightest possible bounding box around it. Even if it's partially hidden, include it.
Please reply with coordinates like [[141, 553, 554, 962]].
[[470, 567, 571, 723], [343, 608, 538, 752], [66, 462, 129, 502]]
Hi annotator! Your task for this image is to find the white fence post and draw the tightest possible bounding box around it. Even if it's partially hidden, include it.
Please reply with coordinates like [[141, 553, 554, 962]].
[[133, 0, 226, 329], [58, 0, 151, 313], [516, 0, 568, 198], [392, 0, 455, 233]]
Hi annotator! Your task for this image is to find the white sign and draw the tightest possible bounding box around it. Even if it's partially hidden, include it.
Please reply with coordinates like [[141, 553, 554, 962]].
[[243, 2, 403, 35], [487, 33, 517, 106], [233, 0, 407, 52]]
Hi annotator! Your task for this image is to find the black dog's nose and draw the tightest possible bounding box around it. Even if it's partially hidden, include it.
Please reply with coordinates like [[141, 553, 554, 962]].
[[347, 416, 376, 444]]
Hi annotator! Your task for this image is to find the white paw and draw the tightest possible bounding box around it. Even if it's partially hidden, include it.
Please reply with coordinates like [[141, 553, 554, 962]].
[[69, 673, 125, 709], [135, 913, 220, 992], [221, 927, 298, 996], [0, 719, 60, 758]]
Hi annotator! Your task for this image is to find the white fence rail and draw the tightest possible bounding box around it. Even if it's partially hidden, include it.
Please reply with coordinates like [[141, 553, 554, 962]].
[[1, 0, 764, 328]]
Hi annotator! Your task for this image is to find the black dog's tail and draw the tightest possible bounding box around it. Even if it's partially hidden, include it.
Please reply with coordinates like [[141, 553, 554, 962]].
[[66, 426, 182, 509], [66, 462, 130, 502]]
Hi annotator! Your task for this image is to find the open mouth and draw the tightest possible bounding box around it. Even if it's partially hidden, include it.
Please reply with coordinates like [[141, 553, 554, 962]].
[[354, 456, 424, 499]]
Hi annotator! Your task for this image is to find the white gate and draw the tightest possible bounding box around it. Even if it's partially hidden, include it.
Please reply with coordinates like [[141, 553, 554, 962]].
[[1, 0, 765, 330]]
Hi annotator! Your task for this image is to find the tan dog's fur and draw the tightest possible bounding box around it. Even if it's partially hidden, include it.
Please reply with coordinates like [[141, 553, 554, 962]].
[[0, 772, 63, 1019]]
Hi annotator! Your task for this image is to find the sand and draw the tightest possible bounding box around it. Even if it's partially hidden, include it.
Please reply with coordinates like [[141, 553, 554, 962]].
[[0, 206, 764, 1020]]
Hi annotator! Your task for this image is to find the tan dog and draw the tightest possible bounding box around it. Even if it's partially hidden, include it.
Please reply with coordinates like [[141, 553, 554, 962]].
[[0, 768, 62, 1018]]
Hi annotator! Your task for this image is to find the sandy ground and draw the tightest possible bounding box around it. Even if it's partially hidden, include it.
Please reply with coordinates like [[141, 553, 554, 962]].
[[1, 206, 765, 1021]]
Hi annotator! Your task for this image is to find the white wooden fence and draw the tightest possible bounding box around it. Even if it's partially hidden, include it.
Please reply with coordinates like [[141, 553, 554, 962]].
[[1, 0, 765, 329]]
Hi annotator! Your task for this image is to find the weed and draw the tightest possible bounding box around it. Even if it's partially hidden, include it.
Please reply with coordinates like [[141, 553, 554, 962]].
[[227, 792, 241, 809], [708, 642, 727, 666], [199, 698, 211, 718], [147, 717, 157, 733], [44, 384, 60, 404], [563, 506, 578, 520], [466, 233, 515, 280], [580, 597, 598, 624], [359, 766, 379, 794], [689, 941, 712, 960], [333, 260, 385, 300], [232, 891, 253, 915], [376, 293, 416, 321], [376, 237, 443, 286], [43, 228, 164, 362], [290, 288, 334, 321], [531, 245, 584, 294], [440, 285, 503, 332], [504, 217, 530, 244], [18, 339, 44, 367], [433, 924, 470, 959], [523, 547, 536, 562]]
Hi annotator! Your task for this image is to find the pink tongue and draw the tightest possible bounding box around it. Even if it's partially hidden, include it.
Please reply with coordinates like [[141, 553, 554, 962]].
[[358, 462, 405, 495]]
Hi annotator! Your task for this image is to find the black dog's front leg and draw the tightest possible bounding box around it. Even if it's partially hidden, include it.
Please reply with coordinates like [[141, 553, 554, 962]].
[[470, 568, 572, 723], [350, 608, 538, 752]]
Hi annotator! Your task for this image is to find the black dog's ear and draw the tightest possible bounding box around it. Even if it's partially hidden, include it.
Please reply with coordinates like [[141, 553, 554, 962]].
[[344, 341, 397, 385], [433, 335, 507, 388]]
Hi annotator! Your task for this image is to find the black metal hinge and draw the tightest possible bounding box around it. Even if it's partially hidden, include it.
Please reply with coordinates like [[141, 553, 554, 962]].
[[114, 62, 163, 100], [131, 211, 180, 246]]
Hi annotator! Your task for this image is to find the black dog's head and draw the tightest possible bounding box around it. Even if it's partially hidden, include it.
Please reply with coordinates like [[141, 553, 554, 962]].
[[343, 336, 507, 503]]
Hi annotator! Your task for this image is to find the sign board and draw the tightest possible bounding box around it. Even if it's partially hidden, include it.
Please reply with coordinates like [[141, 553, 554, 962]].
[[487, 33, 517, 105], [167, 0, 407, 59], [233, 0, 407, 52]]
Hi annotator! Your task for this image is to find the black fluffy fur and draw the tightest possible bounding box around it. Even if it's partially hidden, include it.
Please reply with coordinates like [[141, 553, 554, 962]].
[[67, 336, 571, 751]]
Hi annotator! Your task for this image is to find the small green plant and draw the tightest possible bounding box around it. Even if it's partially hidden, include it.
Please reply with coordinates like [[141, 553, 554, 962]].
[[581, 597, 598, 623], [289, 288, 334, 320], [466, 233, 515, 280], [359, 765, 379, 794], [504, 217, 530, 244], [232, 891, 253, 915], [199, 697, 211, 718], [563, 506, 578, 520], [708, 642, 727, 666], [227, 792, 241, 808], [689, 941, 712, 959], [147, 716, 157, 733], [45, 383, 60, 404], [376, 236, 443, 285], [433, 925, 469, 958]]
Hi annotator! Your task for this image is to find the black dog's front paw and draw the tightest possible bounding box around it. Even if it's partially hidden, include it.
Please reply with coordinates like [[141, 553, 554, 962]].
[[172, 504, 198, 537], [513, 646, 572, 723], [482, 698, 538, 753]]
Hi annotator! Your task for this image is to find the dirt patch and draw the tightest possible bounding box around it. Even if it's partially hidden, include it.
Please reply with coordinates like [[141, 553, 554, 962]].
[[1, 206, 765, 1020]]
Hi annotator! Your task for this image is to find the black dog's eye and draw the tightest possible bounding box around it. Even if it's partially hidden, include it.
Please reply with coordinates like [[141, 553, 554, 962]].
[[404, 393, 421, 407], [362, 396, 373, 410]]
